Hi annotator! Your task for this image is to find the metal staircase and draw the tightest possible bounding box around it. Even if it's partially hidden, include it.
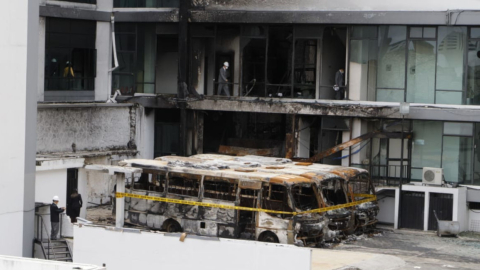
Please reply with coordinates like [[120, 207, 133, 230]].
[[34, 213, 73, 262]]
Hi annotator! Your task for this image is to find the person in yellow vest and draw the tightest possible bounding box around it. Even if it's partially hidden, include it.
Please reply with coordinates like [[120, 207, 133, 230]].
[[63, 61, 74, 78]]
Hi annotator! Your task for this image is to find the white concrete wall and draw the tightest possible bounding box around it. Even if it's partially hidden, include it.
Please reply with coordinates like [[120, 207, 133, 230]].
[[0, 0, 39, 257], [468, 210, 480, 232], [206, 0, 480, 11], [135, 106, 155, 159], [0, 255, 105, 270], [37, 17, 45, 102], [35, 170, 67, 205], [37, 106, 133, 153], [74, 225, 311, 270], [377, 196, 395, 224]]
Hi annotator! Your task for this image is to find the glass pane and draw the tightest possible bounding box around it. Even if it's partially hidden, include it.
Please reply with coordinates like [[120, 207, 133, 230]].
[[294, 39, 316, 99], [406, 40, 436, 103], [116, 34, 136, 51], [352, 26, 377, 39], [444, 122, 473, 136], [267, 26, 293, 85], [136, 24, 156, 93], [377, 26, 406, 89], [410, 27, 423, 38], [411, 168, 423, 181], [471, 28, 480, 38], [467, 41, 480, 105], [423, 27, 436, 38], [442, 136, 472, 184], [436, 27, 466, 91], [411, 120, 442, 168], [436, 91, 463, 105], [242, 38, 266, 97], [474, 123, 480, 185], [350, 39, 377, 101], [377, 89, 404, 102]]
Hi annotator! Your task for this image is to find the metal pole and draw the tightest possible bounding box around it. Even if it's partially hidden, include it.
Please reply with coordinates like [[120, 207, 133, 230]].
[[398, 115, 404, 228]]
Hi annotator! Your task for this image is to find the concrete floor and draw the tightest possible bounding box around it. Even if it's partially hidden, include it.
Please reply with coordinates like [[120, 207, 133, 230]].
[[334, 226, 480, 270]]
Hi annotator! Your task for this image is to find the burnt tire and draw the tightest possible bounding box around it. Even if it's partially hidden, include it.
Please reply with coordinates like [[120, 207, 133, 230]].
[[163, 220, 182, 233], [259, 231, 279, 243]]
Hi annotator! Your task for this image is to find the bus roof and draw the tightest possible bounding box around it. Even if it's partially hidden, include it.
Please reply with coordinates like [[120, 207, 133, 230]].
[[190, 154, 369, 181], [119, 157, 313, 186]]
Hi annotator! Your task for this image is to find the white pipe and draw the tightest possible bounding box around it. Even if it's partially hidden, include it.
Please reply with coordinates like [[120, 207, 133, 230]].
[[107, 14, 120, 102]]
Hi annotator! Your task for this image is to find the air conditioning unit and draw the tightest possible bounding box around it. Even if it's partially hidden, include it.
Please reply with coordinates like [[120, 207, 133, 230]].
[[422, 167, 443, 185]]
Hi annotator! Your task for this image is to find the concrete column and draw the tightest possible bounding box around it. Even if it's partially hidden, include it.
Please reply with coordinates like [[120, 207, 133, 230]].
[[115, 173, 125, 228], [95, 21, 111, 101], [424, 192, 430, 231], [394, 187, 400, 229], [0, 0, 39, 257], [37, 17, 46, 102]]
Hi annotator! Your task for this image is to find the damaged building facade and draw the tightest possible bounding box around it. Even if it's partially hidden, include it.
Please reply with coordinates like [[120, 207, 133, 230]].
[[21, 0, 480, 257]]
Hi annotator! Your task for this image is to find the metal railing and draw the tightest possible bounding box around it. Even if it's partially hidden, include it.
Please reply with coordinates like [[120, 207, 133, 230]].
[[35, 213, 64, 260], [351, 164, 410, 187]]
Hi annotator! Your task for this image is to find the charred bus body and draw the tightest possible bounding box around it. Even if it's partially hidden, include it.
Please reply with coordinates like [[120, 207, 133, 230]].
[[119, 157, 339, 247], [192, 155, 378, 234]]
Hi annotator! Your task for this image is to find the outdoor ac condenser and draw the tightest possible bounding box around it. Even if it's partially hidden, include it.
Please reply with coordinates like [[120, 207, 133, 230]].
[[422, 167, 443, 185]]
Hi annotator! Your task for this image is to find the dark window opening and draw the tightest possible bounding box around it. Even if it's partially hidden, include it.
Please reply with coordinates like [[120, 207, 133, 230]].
[[262, 184, 293, 218], [291, 185, 319, 211], [320, 180, 347, 205], [203, 179, 237, 202], [45, 18, 96, 91], [114, 0, 179, 8], [267, 26, 293, 97], [167, 175, 200, 197], [57, 0, 96, 3]]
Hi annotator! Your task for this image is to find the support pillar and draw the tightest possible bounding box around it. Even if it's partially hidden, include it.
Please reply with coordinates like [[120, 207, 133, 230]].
[[115, 173, 125, 228], [0, 0, 39, 257], [177, 0, 189, 156]]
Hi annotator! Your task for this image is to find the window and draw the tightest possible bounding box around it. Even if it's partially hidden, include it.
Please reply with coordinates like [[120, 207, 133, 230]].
[[411, 121, 474, 184], [167, 175, 200, 197], [45, 18, 96, 91], [112, 23, 157, 95], [114, 0, 179, 7], [350, 26, 378, 101], [376, 26, 407, 102], [203, 179, 237, 202], [467, 28, 480, 105], [262, 184, 293, 217], [291, 185, 319, 210], [57, 0, 96, 3]]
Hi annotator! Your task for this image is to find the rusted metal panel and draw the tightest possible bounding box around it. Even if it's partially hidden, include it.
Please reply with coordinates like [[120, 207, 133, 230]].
[[285, 133, 294, 159]]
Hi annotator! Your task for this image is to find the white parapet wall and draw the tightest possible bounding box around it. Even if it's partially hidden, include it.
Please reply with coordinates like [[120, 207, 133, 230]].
[[0, 255, 105, 270], [74, 225, 312, 270]]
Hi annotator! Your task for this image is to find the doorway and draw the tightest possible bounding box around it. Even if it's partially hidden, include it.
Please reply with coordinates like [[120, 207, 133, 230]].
[[319, 27, 347, 100], [66, 168, 78, 200]]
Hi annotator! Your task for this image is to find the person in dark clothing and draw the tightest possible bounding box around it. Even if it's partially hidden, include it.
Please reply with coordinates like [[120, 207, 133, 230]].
[[50, 196, 65, 240], [334, 68, 345, 100], [67, 189, 83, 223], [217, 62, 230, 96]]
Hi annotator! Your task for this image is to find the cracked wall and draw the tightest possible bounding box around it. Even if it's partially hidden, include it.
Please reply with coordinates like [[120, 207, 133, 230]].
[[37, 106, 134, 154]]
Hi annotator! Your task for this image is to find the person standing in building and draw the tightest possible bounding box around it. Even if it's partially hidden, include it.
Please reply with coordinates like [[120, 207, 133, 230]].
[[218, 62, 230, 96], [50, 196, 65, 240], [334, 68, 345, 100], [67, 189, 83, 223]]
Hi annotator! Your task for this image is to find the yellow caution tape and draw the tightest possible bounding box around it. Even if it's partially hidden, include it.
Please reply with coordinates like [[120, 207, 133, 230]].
[[116, 192, 376, 216]]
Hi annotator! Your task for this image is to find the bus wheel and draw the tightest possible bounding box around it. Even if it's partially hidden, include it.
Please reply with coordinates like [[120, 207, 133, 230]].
[[259, 231, 279, 243], [163, 219, 182, 233]]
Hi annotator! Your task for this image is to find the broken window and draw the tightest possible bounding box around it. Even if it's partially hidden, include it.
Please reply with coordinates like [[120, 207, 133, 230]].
[[239, 188, 259, 238], [45, 18, 96, 92], [291, 185, 319, 211], [167, 174, 200, 197], [319, 180, 347, 205], [349, 173, 373, 195], [114, 0, 179, 7], [294, 39, 317, 99], [203, 179, 237, 202], [262, 184, 293, 217], [267, 26, 293, 97], [113, 23, 156, 95], [58, 0, 96, 3]]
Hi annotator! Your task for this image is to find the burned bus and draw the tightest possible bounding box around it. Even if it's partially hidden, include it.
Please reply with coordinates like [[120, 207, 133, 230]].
[[192, 154, 378, 234], [119, 157, 339, 247]]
